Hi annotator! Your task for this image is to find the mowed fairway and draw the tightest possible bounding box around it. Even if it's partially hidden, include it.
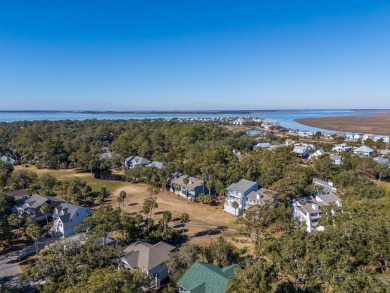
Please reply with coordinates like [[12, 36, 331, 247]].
[[14, 166, 130, 194], [14, 166, 245, 247]]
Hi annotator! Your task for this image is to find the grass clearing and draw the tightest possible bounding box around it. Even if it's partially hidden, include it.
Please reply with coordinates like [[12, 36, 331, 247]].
[[14, 166, 131, 195], [14, 166, 248, 248]]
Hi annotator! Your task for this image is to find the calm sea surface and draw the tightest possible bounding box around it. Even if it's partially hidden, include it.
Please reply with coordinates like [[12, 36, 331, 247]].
[[0, 110, 368, 133]]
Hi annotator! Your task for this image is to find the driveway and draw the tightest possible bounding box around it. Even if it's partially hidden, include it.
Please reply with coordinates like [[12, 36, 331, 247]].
[[0, 236, 59, 289], [0, 250, 22, 288]]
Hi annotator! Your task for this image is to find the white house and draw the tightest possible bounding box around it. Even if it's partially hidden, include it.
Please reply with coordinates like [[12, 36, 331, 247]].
[[124, 156, 151, 169], [119, 241, 175, 287], [353, 133, 364, 141], [246, 188, 278, 208], [313, 178, 338, 193], [1, 155, 16, 164], [292, 196, 322, 232], [224, 179, 258, 216], [293, 146, 310, 158], [254, 142, 271, 150], [330, 154, 343, 165], [362, 134, 374, 141], [332, 143, 351, 152], [309, 149, 326, 160], [293, 179, 342, 232], [353, 146, 375, 157], [50, 203, 92, 238]]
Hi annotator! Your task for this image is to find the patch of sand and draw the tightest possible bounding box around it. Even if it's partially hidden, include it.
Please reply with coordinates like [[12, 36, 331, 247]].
[[107, 186, 249, 247]]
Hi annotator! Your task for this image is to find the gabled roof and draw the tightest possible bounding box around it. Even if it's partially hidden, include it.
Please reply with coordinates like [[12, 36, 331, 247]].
[[316, 192, 342, 206], [354, 146, 374, 153], [53, 203, 90, 224], [122, 241, 175, 272], [295, 196, 322, 214], [254, 142, 271, 149], [247, 188, 278, 204], [125, 156, 151, 166], [100, 151, 114, 159], [293, 146, 309, 153], [178, 262, 241, 293], [146, 161, 165, 169], [20, 194, 49, 210], [330, 154, 343, 161], [374, 157, 390, 165], [171, 175, 204, 191], [313, 178, 337, 192], [226, 179, 258, 194]]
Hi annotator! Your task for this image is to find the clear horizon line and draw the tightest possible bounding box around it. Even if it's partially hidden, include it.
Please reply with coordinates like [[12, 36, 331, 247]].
[[0, 108, 389, 112]]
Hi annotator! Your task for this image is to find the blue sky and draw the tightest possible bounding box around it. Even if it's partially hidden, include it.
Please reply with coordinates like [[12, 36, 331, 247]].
[[0, 0, 389, 110]]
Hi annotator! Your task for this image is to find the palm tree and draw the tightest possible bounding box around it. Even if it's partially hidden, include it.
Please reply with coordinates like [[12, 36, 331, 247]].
[[119, 190, 127, 213], [183, 177, 189, 205], [98, 193, 105, 204], [175, 185, 181, 199], [133, 213, 142, 227], [206, 178, 214, 200], [100, 186, 107, 198], [215, 180, 225, 202], [8, 214, 23, 240], [232, 201, 239, 216], [180, 212, 190, 236], [117, 195, 123, 209], [26, 221, 42, 255], [161, 211, 172, 230], [40, 203, 50, 226]]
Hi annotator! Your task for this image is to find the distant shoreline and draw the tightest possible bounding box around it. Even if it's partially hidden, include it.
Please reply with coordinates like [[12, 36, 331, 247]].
[[0, 109, 388, 115], [296, 110, 390, 135]]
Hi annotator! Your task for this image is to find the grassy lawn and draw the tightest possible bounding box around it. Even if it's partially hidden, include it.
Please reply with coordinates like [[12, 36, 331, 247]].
[[14, 166, 131, 195], [14, 166, 249, 248]]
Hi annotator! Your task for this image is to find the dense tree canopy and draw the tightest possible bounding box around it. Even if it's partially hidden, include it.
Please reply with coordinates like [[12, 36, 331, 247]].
[[1, 119, 390, 292]]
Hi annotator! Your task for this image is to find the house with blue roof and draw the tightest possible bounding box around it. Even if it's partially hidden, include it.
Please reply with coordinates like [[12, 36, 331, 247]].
[[353, 146, 375, 157]]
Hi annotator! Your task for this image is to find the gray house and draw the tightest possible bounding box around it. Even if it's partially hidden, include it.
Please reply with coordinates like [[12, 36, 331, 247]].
[[146, 161, 166, 169], [330, 154, 343, 165], [224, 179, 258, 216], [124, 156, 151, 168], [169, 174, 206, 199], [16, 194, 65, 221], [374, 156, 390, 166], [119, 241, 175, 286]]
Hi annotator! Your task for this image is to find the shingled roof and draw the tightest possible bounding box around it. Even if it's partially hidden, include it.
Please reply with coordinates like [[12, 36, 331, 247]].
[[171, 175, 204, 192], [122, 241, 175, 272], [178, 262, 241, 293]]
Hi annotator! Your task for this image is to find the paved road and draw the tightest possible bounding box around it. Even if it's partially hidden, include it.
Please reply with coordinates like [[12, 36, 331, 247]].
[[0, 237, 58, 289], [0, 250, 22, 288]]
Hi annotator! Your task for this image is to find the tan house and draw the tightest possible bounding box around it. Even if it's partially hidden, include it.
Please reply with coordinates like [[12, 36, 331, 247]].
[[119, 241, 176, 286]]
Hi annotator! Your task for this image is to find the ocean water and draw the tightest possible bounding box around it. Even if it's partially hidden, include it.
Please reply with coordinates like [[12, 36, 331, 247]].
[[0, 110, 369, 133]]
